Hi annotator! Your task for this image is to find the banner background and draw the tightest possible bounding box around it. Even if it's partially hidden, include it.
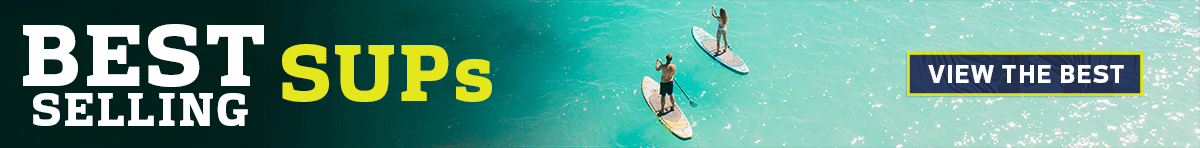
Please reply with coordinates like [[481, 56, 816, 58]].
[[5, 1, 1197, 147]]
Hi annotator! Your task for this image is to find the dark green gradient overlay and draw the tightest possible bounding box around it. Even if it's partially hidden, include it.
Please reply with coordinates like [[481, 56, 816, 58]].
[[4, 1, 620, 147]]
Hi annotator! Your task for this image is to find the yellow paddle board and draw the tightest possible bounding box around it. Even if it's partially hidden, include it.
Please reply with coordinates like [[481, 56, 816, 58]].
[[641, 76, 693, 139]]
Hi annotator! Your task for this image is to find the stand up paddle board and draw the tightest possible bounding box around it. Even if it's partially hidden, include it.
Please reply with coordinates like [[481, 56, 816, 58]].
[[692, 26, 749, 73], [642, 76, 693, 139]]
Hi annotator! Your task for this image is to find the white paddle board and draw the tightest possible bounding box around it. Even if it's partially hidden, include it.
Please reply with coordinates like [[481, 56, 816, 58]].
[[692, 26, 749, 73]]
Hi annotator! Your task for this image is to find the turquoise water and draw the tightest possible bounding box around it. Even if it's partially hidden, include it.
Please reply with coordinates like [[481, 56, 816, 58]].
[[462, 1, 1199, 147], [295, 1, 1199, 147], [10, 1, 1196, 147]]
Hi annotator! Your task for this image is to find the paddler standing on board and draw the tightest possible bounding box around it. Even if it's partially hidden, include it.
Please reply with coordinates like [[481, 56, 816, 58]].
[[711, 6, 730, 55], [654, 53, 678, 115]]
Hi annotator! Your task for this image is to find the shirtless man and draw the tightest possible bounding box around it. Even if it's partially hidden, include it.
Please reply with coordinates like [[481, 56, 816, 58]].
[[711, 6, 730, 55], [654, 53, 677, 114]]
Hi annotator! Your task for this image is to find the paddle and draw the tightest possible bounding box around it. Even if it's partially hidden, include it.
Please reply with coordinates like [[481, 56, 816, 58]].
[[675, 80, 695, 104], [657, 60, 695, 105]]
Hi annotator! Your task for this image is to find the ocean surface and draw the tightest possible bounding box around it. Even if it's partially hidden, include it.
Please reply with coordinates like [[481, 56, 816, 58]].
[[5, 0, 1197, 147], [292, 1, 1200, 147]]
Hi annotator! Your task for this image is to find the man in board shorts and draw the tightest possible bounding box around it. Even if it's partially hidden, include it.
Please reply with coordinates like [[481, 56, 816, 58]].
[[654, 53, 677, 115]]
